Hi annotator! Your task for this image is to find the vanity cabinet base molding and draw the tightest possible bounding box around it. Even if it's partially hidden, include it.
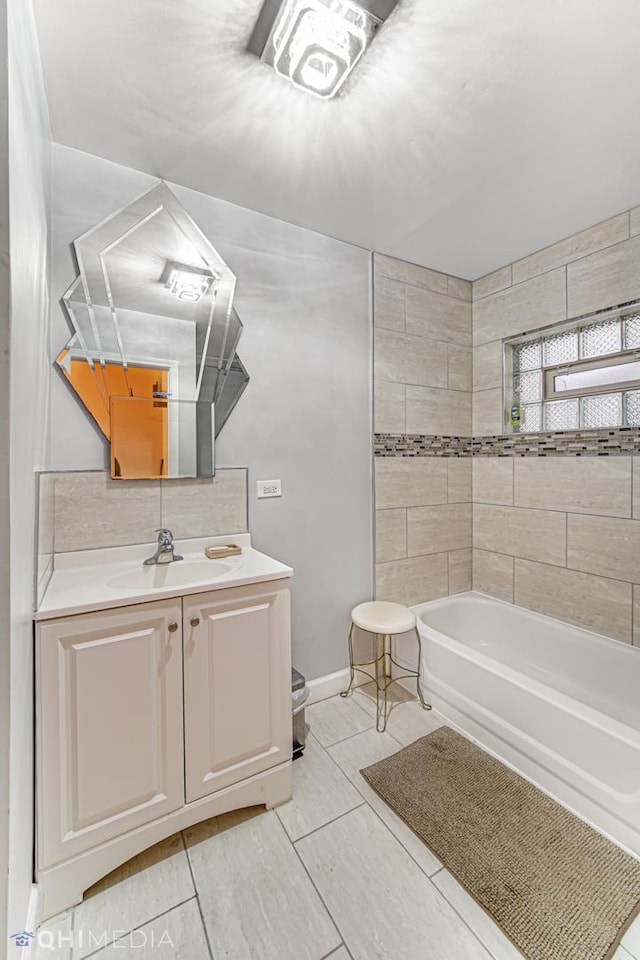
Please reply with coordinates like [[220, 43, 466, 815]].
[[35, 580, 292, 922]]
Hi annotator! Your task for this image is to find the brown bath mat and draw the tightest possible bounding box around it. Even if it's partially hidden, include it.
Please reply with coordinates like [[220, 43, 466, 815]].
[[360, 727, 640, 960]]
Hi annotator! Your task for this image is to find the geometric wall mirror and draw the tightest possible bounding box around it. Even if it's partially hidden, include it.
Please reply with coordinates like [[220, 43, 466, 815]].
[[55, 181, 249, 479]]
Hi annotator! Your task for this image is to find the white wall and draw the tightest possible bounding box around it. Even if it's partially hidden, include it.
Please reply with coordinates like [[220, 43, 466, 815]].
[[6, 0, 52, 937], [49, 145, 373, 681], [0, 2, 11, 949]]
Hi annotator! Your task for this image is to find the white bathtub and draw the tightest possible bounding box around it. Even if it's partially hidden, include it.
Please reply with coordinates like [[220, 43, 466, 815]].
[[412, 591, 640, 856]]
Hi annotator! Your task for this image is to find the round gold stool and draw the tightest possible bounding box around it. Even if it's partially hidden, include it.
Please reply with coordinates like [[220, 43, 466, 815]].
[[341, 600, 431, 732]]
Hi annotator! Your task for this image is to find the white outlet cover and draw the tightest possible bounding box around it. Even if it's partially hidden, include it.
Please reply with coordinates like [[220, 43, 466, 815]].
[[257, 479, 282, 499]]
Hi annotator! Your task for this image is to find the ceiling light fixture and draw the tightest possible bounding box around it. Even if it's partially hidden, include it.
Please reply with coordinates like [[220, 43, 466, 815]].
[[163, 263, 214, 303], [249, 0, 399, 99]]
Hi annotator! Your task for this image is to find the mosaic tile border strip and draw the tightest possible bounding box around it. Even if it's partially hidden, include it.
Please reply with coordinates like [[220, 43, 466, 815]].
[[374, 427, 640, 457]]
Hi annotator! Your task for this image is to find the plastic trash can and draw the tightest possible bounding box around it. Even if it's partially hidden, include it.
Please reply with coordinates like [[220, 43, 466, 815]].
[[292, 668, 309, 760]]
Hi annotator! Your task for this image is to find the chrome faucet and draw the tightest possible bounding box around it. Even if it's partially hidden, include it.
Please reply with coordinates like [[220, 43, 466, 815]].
[[143, 529, 184, 565]]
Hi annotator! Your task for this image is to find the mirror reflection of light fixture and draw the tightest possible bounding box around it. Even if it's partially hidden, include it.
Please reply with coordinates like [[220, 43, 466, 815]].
[[249, 0, 399, 99], [55, 181, 250, 480], [164, 262, 215, 303]]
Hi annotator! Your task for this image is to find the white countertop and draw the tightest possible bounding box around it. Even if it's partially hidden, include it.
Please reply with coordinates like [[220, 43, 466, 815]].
[[36, 533, 293, 621]]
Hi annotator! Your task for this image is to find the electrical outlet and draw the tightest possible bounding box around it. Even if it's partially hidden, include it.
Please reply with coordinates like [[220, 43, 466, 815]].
[[257, 479, 282, 499]]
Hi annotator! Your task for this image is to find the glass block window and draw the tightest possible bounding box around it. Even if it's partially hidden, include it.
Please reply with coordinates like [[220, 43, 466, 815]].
[[505, 302, 640, 432], [624, 314, 640, 349]]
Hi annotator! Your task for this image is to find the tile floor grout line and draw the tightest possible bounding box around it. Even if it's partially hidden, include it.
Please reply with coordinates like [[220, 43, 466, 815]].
[[430, 878, 515, 960], [272, 810, 345, 955], [181, 831, 216, 960], [319, 943, 351, 960], [277, 798, 367, 845], [71, 895, 198, 960]]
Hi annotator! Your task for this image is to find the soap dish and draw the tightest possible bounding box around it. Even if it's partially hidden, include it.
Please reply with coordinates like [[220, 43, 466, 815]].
[[205, 544, 242, 559]]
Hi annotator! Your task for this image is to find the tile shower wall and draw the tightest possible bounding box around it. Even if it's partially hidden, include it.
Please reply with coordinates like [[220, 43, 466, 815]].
[[373, 254, 472, 604], [472, 208, 639, 437], [471, 204, 640, 646]]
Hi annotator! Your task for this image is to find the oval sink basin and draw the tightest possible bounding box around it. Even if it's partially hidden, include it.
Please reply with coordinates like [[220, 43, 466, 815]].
[[107, 558, 235, 591]]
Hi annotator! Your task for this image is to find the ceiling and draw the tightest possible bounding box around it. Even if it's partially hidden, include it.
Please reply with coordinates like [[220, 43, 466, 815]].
[[33, 0, 640, 279]]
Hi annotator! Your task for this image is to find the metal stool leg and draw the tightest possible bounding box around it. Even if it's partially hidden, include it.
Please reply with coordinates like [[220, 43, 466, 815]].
[[340, 622, 356, 698], [414, 626, 431, 711], [376, 634, 391, 732]]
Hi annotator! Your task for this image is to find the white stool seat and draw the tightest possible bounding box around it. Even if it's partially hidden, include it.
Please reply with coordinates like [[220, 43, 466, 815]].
[[351, 600, 416, 636]]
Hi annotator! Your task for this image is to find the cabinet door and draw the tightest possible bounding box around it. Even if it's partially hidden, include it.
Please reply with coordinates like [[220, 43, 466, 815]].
[[183, 581, 292, 803], [36, 599, 184, 870]]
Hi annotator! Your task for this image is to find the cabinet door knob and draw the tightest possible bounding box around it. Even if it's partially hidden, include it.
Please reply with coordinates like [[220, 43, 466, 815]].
[[168, 621, 179, 633], [190, 616, 200, 627]]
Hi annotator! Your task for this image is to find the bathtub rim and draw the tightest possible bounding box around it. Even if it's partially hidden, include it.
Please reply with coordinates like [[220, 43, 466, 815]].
[[413, 590, 640, 743]]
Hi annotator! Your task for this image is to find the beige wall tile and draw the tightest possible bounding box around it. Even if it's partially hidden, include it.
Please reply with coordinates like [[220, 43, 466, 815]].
[[375, 380, 405, 433], [408, 504, 472, 556], [473, 549, 514, 603], [567, 514, 640, 582], [447, 458, 472, 503], [473, 457, 513, 505], [375, 328, 448, 388], [447, 344, 472, 391], [514, 559, 632, 642], [374, 276, 405, 332], [406, 385, 472, 436], [37, 472, 55, 603], [160, 468, 247, 538], [473, 267, 566, 345], [634, 457, 640, 518], [473, 387, 504, 436], [447, 276, 472, 302], [375, 553, 449, 605], [374, 457, 448, 509], [472, 265, 512, 301], [53, 471, 161, 552], [634, 585, 640, 647], [512, 213, 630, 284], [405, 286, 472, 345], [631, 206, 640, 238], [448, 549, 472, 593], [374, 253, 448, 295], [375, 509, 407, 563], [473, 340, 503, 391], [473, 503, 566, 566], [514, 457, 632, 517], [567, 234, 640, 317]]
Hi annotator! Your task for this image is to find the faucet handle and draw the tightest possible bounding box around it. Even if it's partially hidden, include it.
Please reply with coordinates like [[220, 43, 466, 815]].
[[155, 528, 174, 544]]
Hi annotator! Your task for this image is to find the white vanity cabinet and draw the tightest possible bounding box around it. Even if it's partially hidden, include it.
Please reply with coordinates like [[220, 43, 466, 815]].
[[183, 582, 292, 802], [35, 577, 292, 922]]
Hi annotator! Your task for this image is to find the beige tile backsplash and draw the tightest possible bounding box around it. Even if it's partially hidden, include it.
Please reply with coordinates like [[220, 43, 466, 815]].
[[374, 381, 405, 434], [567, 233, 640, 317], [374, 458, 448, 510], [406, 385, 471, 435], [472, 456, 638, 642], [514, 457, 631, 517], [472, 549, 514, 603], [53, 472, 162, 552], [44, 468, 248, 554], [514, 559, 633, 643], [473, 267, 566, 345], [160, 471, 248, 539], [511, 213, 629, 285], [472, 458, 513, 505]]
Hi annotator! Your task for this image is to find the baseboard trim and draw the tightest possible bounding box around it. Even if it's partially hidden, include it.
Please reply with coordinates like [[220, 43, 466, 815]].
[[306, 669, 350, 705], [22, 884, 39, 957]]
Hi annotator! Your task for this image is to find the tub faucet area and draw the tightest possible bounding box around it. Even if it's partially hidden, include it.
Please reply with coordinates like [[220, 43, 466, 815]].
[[143, 528, 184, 565]]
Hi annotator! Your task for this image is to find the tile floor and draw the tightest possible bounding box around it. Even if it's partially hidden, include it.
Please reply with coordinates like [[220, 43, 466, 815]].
[[34, 688, 640, 960]]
